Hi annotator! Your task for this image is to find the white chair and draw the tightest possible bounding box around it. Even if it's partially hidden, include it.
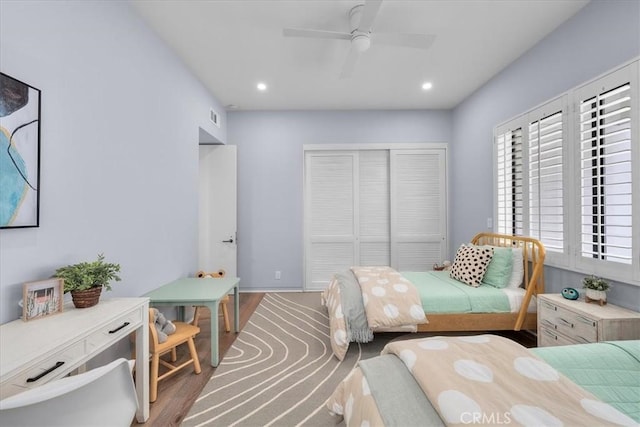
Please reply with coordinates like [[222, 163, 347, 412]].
[[0, 358, 138, 427]]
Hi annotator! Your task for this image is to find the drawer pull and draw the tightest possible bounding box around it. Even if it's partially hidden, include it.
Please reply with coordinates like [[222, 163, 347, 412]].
[[26, 361, 65, 383], [109, 322, 130, 334]]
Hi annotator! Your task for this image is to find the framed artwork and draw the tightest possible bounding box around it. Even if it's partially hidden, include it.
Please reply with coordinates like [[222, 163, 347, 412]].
[[0, 72, 41, 229], [23, 279, 63, 321]]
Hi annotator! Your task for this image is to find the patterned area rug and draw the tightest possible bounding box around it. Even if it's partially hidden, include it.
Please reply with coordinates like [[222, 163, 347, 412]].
[[183, 292, 405, 427]]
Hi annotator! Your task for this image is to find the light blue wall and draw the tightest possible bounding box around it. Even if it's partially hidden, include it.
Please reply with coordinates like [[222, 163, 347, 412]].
[[228, 110, 452, 290], [0, 1, 226, 323], [451, 0, 640, 310]]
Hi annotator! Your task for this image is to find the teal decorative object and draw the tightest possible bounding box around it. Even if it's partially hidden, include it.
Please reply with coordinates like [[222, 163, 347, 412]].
[[561, 287, 579, 300]]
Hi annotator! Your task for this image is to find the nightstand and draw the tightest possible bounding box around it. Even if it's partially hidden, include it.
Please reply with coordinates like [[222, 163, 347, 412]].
[[537, 293, 640, 347]]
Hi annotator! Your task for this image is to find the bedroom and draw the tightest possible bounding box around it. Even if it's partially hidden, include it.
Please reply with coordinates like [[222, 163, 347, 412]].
[[1, 0, 639, 425]]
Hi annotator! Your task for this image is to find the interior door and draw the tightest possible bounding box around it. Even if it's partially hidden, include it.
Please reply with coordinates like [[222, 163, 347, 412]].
[[304, 151, 357, 290], [390, 148, 447, 271], [198, 145, 237, 277]]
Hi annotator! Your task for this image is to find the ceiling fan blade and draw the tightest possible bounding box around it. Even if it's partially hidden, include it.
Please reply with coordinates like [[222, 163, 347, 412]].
[[340, 46, 360, 79], [373, 33, 436, 50], [358, 0, 383, 33], [283, 28, 351, 40]]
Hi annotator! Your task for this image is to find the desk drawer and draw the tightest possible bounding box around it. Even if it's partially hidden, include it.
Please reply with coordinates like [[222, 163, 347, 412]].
[[86, 306, 143, 353], [539, 299, 597, 343], [1, 341, 84, 398]]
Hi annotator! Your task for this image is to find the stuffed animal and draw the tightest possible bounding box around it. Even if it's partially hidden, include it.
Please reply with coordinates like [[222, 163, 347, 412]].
[[197, 269, 226, 279], [150, 307, 176, 343]]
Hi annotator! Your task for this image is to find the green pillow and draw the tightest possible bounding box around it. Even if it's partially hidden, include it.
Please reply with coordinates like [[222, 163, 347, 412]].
[[480, 246, 513, 288]]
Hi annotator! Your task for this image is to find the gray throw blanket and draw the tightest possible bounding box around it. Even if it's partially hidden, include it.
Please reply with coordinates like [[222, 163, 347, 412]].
[[359, 354, 444, 427], [334, 270, 373, 343]]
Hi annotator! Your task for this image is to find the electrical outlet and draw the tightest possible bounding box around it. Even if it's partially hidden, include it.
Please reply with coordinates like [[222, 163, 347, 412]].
[[487, 217, 493, 229], [275, 271, 281, 280]]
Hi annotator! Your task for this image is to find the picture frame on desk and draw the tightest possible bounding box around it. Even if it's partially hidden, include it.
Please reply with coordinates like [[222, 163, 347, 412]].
[[22, 278, 63, 321]]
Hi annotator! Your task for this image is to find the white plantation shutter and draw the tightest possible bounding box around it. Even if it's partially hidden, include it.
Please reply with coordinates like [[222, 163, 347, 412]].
[[495, 123, 524, 236], [528, 100, 566, 256], [494, 60, 639, 285], [578, 82, 633, 265]]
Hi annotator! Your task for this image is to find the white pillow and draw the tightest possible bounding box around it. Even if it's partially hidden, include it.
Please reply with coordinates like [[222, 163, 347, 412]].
[[507, 247, 524, 288]]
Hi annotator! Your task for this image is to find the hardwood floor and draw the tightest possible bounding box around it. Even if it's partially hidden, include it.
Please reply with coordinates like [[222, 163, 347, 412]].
[[137, 292, 536, 426], [138, 293, 264, 427]]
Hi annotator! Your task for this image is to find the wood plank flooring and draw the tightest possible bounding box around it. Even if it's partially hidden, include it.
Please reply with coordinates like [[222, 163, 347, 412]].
[[138, 292, 264, 427], [137, 292, 536, 426]]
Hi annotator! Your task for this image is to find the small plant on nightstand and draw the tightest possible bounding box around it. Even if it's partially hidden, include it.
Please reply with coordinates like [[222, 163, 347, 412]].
[[582, 275, 610, 306]]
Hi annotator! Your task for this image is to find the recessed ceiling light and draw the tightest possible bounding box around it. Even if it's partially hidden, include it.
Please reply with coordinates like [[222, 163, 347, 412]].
[[422, 82, 433, 90], [257, 82, 267, 91]]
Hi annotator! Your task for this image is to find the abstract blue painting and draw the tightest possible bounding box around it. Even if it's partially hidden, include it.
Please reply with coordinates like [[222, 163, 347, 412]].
[[0, 73, 41, 228]]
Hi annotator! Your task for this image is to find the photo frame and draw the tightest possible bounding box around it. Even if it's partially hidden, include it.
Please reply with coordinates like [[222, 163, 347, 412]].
[[23, 278, 64, 321], [0, 72, 41, 228]]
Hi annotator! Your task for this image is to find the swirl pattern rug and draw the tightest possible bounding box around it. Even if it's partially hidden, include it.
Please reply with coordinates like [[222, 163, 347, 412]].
[[183, 292, 401, 427]]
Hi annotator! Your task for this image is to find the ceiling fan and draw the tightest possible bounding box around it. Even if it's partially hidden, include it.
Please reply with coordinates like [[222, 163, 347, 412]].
[[282, 0, 436, 78]]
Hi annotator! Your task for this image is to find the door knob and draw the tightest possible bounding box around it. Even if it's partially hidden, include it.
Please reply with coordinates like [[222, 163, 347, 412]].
[[222, 238, 234, 243]]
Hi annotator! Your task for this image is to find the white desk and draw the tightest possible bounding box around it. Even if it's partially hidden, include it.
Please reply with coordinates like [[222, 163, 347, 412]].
[[0, 298, 150, 423]]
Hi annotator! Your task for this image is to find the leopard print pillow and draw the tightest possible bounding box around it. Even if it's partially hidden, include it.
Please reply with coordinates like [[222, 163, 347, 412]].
[[449, 245, 494, 287]]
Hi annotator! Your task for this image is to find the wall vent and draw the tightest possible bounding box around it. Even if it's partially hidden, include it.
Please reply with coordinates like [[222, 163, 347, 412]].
[[210, 108, 220, 127]]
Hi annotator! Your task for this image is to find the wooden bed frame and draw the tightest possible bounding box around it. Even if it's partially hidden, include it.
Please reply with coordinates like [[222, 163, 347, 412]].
[[416, 232, 546, 333]]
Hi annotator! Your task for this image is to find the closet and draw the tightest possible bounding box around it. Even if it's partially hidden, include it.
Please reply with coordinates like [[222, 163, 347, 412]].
[[304, 145, 447, 290]]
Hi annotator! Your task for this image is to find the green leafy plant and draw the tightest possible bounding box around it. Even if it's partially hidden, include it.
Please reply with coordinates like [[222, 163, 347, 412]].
[[54, 254, 121, 293], [582, 275, 610, 292]]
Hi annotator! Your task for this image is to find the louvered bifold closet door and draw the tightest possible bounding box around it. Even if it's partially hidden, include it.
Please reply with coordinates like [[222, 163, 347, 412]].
[[528, 97, 567, 263], [359, 150, 390, 265], [495, 123, 524, 236], [305, 152, 357, 290], [575, 63, 637, 278], [390, 149, 447, 271]]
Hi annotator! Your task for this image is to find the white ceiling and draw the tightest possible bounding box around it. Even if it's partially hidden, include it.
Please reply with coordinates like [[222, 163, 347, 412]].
[[132, 0, 589, 111]]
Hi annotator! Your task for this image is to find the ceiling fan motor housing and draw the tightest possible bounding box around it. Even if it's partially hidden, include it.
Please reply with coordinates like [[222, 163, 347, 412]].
[[349, 4, 371, 52], [352, 34, 371, 52]]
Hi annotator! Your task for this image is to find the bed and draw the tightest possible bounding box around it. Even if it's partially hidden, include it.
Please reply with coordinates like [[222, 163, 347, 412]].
[[322, 233, 545, 360], [327, 335, 640, 426]]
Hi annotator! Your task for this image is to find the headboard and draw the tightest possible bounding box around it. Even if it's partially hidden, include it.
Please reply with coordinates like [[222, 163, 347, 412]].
[[471, 232, 546, 296]]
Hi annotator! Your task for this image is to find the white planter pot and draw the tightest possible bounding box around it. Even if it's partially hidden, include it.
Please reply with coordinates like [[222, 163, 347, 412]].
[[585, 289, 607, 302]]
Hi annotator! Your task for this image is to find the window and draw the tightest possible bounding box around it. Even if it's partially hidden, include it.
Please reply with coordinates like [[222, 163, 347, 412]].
[[495, 124, 523, 236], [494, 97, 567, 265], [528, 99, 567, 257], [494, 60, 638, 284], [579, 83, 632, 264]]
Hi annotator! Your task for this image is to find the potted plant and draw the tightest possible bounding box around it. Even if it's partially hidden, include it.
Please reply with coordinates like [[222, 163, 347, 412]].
[[582, 275, 610, 305], [54, 254, 121, 308]]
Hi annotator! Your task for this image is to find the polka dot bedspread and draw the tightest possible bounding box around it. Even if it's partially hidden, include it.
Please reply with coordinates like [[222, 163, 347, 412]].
[[327, 335, 637, 426], [322, 266, 427, 361]]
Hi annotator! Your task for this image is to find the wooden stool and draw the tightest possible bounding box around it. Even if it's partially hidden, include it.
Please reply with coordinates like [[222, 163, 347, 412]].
[[196, 269, 231, 332]]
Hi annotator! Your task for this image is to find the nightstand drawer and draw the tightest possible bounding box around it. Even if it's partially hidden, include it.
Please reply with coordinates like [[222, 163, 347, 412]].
[[539, 326, 580, 347], [539, 299, 597, 343]]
